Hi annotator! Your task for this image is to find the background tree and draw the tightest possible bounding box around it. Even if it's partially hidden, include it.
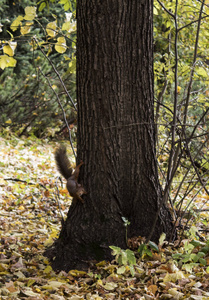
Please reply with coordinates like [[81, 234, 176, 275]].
[[0, 2, 76, 137], [154, 0, 209, 228], [45, 0, 173, 271]]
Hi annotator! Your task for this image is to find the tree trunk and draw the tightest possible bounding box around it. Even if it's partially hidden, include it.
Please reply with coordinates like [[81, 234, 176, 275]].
[[45, 0, 174, 271]]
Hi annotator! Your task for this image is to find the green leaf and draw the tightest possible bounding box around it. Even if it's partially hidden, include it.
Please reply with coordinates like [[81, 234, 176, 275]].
[[39, 2, 46, 11], [182, 263, 197, 273], [149, 241, 159, 252], [138, 244, 146, 256], [197, 252, 206, 258], [121, 250, 128, 265], [172, 253, 182, 260], [199, 258, 207, 266], [59, 0, 72, 11], [126, 249, 136, 266], [129, 265, 135, 277], [184, 242, 194, 253], [190, 240, 205, 248], [109, 246, 121, 256], [191, 254, 199, 263], [146, 249, 153, 257], [182, 254, 191, 263], [200, 246, 209, 254]]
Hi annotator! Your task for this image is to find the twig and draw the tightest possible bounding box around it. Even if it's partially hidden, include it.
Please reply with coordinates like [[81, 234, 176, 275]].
[[178, 15, 208, 32], [183, 0, 205, 126], [156, 0, 175, 18], [163, 0, 179, 205], [4, 178, 47, 190], [38, 67, 76, 158]]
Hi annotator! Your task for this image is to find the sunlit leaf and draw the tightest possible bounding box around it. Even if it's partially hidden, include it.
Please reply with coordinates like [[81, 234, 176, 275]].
[[59, 0, 72, 11], [10, 15, 24, 31], [46, 21, 57, 37], [3, 41, 17, 56], [62, 21, 76, 33], [24, 6, 37, 21], [0, 55, 16, 69], [159, 233, 166, 246], [55, 37, 67, 53], [117, 266, 126, 274], [21, 21, 33, 35]]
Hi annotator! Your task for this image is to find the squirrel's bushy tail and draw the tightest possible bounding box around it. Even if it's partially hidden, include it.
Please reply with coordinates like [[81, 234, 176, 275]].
[[55, 145, 73, 180]]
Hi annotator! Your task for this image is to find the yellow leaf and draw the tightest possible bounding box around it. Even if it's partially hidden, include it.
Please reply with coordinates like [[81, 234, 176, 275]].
[[96, 260, 106, 267], [168, 288, 184, 298], [196, 67, 208, 78], [3, 41, 17, 56], [27, 279, 36, 287], [62, 21, 76, 33], [43, 265, 53, 274], [97, 279, 103, 286], [50, 230, 59, 239], [44, 237, 54, 247], [0, 55, 16, 69], [24, 6, 36, 21], [163, 271, 185, 283], [6, 56, 17, 68], [153, 7, 158, 15], [21, 21, 33, 35], [68, 269, 87, 276], [55, 37, 67, 53], [10, 15, 24, 31], [0, 263, 8, 271], [46, 21, 57, 37]]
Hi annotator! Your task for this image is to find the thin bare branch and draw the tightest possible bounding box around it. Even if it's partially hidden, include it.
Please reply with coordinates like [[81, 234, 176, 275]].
[[156, 0, 175, 18], [38, 67, 76, 158], [163, 0, 179, 204], [183, 0, 205, 125]]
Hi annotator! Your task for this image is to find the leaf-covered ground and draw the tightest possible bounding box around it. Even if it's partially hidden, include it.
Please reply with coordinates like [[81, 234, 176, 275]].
[[1, 135, 209, 299]]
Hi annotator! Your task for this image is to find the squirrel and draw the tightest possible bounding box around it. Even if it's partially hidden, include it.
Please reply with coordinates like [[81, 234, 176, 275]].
[[55, 145, 87, 203]]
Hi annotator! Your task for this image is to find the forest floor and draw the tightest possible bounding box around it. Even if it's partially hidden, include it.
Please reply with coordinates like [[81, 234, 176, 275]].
[[1, 134, 209, 299]]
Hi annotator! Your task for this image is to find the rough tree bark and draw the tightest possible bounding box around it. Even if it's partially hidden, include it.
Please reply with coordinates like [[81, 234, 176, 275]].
[[45, 0, 174, 271]]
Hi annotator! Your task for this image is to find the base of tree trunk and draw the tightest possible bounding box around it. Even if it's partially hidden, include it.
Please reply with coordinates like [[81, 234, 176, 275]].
[[44, 202, 175, 271]]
